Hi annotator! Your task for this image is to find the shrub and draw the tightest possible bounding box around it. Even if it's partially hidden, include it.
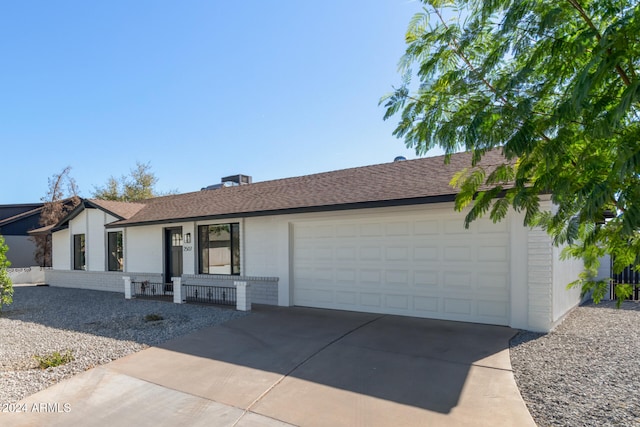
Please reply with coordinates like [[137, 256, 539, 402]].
[[144, 313, 163, 322], [34, 350, 74, 369], [0, 235, 13, 311]]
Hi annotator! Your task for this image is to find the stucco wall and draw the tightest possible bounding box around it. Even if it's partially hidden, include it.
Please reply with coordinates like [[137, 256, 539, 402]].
[[126, 225, 163, 274], [64, 208, 119, 272], [52, 229, 70, 270], [87, 209, 107, 271], [244, 216, 291, 306]]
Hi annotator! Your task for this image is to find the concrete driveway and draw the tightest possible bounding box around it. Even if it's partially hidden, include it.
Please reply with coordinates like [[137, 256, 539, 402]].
[[3, 306, 535, 427]]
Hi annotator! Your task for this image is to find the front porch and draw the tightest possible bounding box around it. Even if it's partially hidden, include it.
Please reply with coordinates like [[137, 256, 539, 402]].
[[44, 270, 280, 311], [130, 279, 238, 307]]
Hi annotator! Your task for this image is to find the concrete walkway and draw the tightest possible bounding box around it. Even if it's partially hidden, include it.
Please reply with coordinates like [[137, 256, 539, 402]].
[[2, 306, 536, 427]]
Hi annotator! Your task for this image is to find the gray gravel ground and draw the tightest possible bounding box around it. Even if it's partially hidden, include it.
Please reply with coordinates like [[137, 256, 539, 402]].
[[510, 301, 640, 427], [3, 286, 639, 426], [0, 285, 247, 404]]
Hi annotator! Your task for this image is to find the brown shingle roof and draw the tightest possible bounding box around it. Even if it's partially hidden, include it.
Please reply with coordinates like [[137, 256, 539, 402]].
[[87, 199, 146, 220], [108, 150, 510, 227]]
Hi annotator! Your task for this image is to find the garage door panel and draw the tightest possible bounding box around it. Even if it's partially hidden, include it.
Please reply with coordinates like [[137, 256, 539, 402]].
[[478, 245, 509, 261], [413, 270, 440, 288], [443, 298, 473, 315], [477, 272, 509, 291], [385, 270, 409, 285], [294, 266, 314, 281], [335, 291, 357, 305], [444, 219, 468, 234], [360, 269, 382, 285], [313, 268, 334, 283], [360, 246, 382, 261], [385, 246, 409, 261], [335, 246, 357, 260], [444, 246, 472, 261], [443, 271, 473, 289], [414, 220, 440, 235], [414, 246, 439, 261], [478, 299, 509, 318], [314, 225, 335, 238], [360, 293, 382, 307], [414, 296, 440, 313], [385, 294, 410, 310], [336, 224, 358, 237], [314, 247, 333, 261], [386, 222, 410, 236], [477, 219, 509, 233], [295, 247, 314, 261], [293, 212, 510, 326], [311, 289, 333, 304], [360, 223, 383, 236], [335, 268, 357, 284]]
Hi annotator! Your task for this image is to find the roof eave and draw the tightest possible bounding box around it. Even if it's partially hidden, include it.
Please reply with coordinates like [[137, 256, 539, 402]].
[[105, 194, 458, 228]]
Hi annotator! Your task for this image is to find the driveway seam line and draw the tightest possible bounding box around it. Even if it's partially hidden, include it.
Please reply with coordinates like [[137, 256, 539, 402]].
[[231, 314, 386, 427]]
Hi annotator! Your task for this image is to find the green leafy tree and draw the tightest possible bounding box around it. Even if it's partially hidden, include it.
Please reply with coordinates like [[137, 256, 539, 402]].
[[93, 162, 174, 202], [382, 1, 639, 304], [0, 234, 13, 311]]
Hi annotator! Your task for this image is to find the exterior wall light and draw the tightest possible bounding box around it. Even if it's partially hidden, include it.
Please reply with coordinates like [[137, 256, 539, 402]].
[[184, 233, 191, 244]]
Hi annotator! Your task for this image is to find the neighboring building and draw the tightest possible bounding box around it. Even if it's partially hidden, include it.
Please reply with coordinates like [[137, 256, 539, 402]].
[[0, 203, 44, 267], [44, 151, 584, 332]]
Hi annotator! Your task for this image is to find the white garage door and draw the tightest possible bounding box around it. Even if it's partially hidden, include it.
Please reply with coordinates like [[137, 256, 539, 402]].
[[293, 209, 511, 325]]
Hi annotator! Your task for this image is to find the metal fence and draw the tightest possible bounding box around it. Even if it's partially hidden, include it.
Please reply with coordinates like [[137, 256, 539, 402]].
[[610, 263, 640, 301], [133, 281, 174, 301], [183, 284, 236, 306]]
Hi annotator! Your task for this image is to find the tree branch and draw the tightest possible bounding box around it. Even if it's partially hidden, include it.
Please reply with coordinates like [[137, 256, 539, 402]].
[[430, 6, 553, 144], [565, 0, 632, 86]]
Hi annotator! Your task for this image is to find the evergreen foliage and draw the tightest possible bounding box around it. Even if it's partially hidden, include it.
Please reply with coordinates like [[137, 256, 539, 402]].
[[0, 234, 13, 311], [382, 0, 639, 304], [92, 161, 172, 202]]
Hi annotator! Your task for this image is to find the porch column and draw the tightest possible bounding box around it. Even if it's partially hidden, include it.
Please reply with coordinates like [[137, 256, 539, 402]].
[[123, 276, 133, 299], [172, 277, 185, 304], [235, 281, 251, 311]]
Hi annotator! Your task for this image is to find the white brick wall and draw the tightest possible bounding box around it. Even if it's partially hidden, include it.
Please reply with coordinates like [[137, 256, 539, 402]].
[[46, 270, 163, 293], [7, 267, 48, 284], [182, 274, 279, 305], [45, 270, 278, 306], [527, 228, 553, 331]]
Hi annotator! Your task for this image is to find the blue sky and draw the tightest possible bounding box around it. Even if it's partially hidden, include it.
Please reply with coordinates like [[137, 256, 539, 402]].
[[1, 0, 442, 204]]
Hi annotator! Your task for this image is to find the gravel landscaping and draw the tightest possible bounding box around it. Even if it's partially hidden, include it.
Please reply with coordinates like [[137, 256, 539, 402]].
[[510, 301, 640, 427], [0, 285, 247, 404], [2, 286, 639, 426]]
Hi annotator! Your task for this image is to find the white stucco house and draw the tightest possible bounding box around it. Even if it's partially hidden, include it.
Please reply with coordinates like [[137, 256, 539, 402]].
[[44, 150, 583, 332]]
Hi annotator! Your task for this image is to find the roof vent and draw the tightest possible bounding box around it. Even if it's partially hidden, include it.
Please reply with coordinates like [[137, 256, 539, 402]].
[[394, 156, 407, 162], [202, 174, 252, 191], [222, 174, 252, 185]]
